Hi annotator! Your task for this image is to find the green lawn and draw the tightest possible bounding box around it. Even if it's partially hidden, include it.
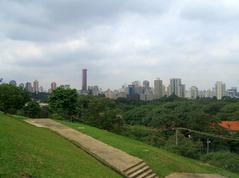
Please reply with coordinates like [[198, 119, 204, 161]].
[[0, 113, 121, 178], [60, 120, 239, 178]]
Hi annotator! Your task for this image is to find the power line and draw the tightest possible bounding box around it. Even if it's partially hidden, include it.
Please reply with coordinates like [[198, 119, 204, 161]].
[[176, 127, 239, 142]]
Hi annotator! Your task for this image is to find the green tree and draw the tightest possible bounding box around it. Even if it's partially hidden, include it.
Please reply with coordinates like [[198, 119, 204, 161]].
[[0, 84, 30, 114], [23, 101, 41, 118], [49, 87, 78, 120]]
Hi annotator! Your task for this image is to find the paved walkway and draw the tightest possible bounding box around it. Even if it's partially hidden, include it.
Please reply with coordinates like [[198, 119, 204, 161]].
[[25, 119, 158, 178]]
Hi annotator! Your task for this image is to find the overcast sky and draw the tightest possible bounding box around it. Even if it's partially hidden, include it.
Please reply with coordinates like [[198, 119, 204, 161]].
[[1, 0, 239, 90]]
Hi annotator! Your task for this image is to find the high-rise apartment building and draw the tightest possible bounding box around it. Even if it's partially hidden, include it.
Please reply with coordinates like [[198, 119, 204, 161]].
[[82, 69, 87, 91], [191, 86, 199, 99], [215, 81, 226, 100], [169, 78, 181, 97], [33, 80, 39, 94], [39, 86, 44, 93], [51, 82, 57, 91], [180, 84, 186, 98], [154, 79, 163, 99], [143, 80, 150, 89], [169, 78, 185, 97], [25, 82, 32, 92]]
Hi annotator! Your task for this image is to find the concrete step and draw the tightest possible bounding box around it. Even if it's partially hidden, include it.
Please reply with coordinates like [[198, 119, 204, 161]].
[[137, 169, 154, 178], [146, 173, 158, 178], [124, 161, 145, 173], [128, 165, 150, 178], [125, 162, 147, 175]]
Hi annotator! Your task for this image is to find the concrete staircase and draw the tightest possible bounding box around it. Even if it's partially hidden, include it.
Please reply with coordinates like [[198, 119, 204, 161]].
[[123, 161, 158, 178]]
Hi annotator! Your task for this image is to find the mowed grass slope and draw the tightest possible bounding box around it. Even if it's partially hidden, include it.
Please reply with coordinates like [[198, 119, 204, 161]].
[[0, 113, 121, 178], [61, 120, 239, 178]]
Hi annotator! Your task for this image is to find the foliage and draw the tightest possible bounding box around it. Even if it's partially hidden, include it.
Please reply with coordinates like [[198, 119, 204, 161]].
[[0, 84, 30, 114], [201, 151, 239, 173], [23, 101, 41, 118], [122, 125, 166, 147], [124, 100, 215, 132], [31, 92, 50, 103], [165, 133, 203, 159], [124, 100, 239, 132], [48, 87, 78, 119], [76, 95, 124, 132]]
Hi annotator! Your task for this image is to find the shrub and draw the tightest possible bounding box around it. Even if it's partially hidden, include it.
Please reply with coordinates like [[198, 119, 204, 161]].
[[122, 125, 166, 147], [50, 113, 65, 120], [0, 84, 30, 114], [23, 101, 41, 118], [200, 151, 239, 173], [165, 133, 203, 159]]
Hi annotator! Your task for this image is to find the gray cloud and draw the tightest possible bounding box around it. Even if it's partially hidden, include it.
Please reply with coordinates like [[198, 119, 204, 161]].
[[1, 0, 239, 90]]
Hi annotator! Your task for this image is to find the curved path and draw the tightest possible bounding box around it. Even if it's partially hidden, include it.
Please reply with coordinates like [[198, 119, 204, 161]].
[[25, 119, 158, 178]]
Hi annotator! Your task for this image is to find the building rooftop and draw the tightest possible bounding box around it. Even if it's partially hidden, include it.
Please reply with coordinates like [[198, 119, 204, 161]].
[[219, 121, 239, 132]]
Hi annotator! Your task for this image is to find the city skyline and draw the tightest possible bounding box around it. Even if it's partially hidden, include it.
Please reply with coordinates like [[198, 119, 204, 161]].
[[1, 75, 236, 99], [1, 76, 239, 92], [1, 0, 239, 89]]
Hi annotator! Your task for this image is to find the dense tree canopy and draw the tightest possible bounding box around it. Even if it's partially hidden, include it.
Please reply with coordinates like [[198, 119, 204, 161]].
[[0, 84, 30, 114], [49, 87, 78, 119]]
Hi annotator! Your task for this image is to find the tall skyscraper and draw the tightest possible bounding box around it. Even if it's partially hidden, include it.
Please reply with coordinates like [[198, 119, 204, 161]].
[[39, 86, 44, 93], [169, 78, 181, 97], [25, 82, 32, 92], [169, 78, 185, 97], [180, 84, 186, 98], [33, 80, 39, 94], [82, 69, 87, 91], [154, 79, 163, 99], [191, 86, 199, 99], [143, 80, 150, 89], [215, 81, 226, 100], [51, 82, 57, 91]]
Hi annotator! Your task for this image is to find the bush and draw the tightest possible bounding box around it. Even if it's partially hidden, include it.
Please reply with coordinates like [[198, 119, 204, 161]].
[[50, 113, 65, 120], [200, 151, 239, 173], [0, 84, 30, 114], [122, 125, 166, 147], [23, 101, 41, 118], [165, 133, 203, 159]]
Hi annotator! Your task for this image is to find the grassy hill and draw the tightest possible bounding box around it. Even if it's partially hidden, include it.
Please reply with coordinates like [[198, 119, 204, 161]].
[[0, 113, 121, 178], [60, 120, 239, 178]]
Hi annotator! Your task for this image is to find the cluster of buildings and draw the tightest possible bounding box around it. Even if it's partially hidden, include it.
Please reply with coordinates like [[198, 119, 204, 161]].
[[104, 80, 238, 101], [5, 69, 101, 96], [2, 69, 239, 101], [8, 80, 58, 94]]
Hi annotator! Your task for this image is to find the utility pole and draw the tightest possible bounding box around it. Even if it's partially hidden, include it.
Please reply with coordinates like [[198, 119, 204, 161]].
[[206, 139, 211, 154], [176, 128, 178, 146]]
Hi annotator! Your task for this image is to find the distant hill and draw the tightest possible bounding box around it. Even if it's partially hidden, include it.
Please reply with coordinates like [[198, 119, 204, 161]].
[[0, 113, 121, 178]]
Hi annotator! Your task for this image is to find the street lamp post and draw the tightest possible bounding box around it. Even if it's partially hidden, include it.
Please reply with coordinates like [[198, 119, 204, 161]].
[[206, 139, 211, 154]]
